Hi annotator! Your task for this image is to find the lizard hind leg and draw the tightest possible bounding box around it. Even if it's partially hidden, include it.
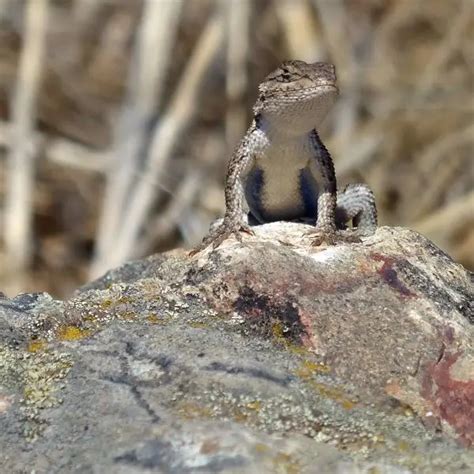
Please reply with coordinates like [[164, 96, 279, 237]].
[[336, 184, 377, 236]]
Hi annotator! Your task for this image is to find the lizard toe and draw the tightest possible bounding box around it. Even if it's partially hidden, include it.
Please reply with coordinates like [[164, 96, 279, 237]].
[[310, 228, 361, 246], [190, 222, 254, 254]]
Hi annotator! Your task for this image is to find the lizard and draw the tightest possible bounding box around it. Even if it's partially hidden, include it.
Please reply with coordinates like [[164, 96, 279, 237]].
[[194, 60, 377, 252]]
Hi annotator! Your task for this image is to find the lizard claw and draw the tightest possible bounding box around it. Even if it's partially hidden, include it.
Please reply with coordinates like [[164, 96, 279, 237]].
[[213, 223, 255, 246], [310, 227, 361, 247], [189, 223, 254, 255], [238, 224, 255, 237]]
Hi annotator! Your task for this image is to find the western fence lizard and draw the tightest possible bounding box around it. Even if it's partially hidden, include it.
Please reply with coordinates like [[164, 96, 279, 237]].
[[194, 60, 377, 251]]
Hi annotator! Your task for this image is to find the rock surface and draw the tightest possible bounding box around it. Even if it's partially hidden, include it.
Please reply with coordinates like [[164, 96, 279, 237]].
[[0, 224, 473, 473]]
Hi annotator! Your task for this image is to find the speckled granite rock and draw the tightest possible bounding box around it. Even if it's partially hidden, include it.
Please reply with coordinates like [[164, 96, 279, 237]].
[[0, 225, 473, 473]]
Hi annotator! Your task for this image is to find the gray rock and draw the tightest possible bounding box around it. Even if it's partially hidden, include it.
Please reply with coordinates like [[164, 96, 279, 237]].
[[0, 224, 473, 473]]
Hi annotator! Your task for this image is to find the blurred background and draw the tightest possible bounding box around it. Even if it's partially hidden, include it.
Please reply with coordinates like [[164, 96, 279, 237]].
[[0, 0, 473, 298]]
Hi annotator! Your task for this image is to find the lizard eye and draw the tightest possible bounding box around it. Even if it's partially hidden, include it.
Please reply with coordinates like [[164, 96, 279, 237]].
[[278, 68, 294, 82]]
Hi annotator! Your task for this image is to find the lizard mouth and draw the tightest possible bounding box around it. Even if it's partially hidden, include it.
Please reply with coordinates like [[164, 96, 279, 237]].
[[314, 84, 339, 97], [315, 83, 338, 91]]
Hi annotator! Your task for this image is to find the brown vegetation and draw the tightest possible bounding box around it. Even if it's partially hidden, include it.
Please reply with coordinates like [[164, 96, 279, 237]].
[[0, 0, 472, 297]]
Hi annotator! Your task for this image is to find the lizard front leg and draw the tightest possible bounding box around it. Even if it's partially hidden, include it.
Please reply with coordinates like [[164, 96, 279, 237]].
[[191, 125, 261, 253], [308, 131, 360, 245]]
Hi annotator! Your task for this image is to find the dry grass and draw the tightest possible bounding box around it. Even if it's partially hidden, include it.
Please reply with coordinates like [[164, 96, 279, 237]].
[[0, 0, 472, 296]]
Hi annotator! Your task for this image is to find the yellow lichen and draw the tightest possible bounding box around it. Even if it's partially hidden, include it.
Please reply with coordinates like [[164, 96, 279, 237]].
[[286, 344, 311, 356], [177, 402, 212, 419], [117, 311, 137, 321], [293, 360, 354, 409], [147, 314, 171, 325], [273, 452, 300, 474], [308, 380, 357, 410], [295, 360, 330, 379], [254, 443, 270, 453], [11, 348, 73, 441], [100, 299, 113, 309], [27, 339, 47, 353], [397, 440, 411, 452], [368, 467, 381, 474], [271, 322, 312, 356], [189, 321, 208, 329], [233, 409, 248, 422], [245, 400, 262, 411], [147, 314, 160, 324], [272, 321, 285, 340], [117, 296, 132, 304], [57, 325, 91, 341]]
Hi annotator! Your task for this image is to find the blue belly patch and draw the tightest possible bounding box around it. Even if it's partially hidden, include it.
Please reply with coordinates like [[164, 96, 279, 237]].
[[244, 167, 266, 224], [245, 166, 319, 224], [299, 168, 318, 220]]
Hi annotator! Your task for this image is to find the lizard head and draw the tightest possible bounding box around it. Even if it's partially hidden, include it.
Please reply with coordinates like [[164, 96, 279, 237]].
[[254, 60, 338, 134]]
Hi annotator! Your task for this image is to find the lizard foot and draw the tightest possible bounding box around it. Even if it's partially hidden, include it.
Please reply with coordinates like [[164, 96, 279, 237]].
[[189, 222, 254, 255], [310, 227, 361, 247]]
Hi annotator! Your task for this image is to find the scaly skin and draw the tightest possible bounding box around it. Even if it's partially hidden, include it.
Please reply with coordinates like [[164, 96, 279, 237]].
[[194, 60, 377, 252]]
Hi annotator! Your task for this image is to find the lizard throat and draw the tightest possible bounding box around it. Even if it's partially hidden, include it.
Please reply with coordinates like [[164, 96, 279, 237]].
[[257, 87, 338, 136]]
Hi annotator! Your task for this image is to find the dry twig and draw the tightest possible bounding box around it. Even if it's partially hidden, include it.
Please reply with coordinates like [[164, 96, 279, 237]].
[[91, 9, 225, 276], [274, 0, 322, 61], [139, 170, 202, 254], [409, 123, 474, 220], [224, 0, 251, 150], [410, 0, 472, 106], [0, 121, 108, 172], [3, 0, 49, 271], [414, 190, 474, 244], [92, 0, 182, 270]]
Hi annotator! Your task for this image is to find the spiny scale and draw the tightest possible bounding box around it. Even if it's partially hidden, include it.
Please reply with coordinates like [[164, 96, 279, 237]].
[[194, 60, 377, 252]]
